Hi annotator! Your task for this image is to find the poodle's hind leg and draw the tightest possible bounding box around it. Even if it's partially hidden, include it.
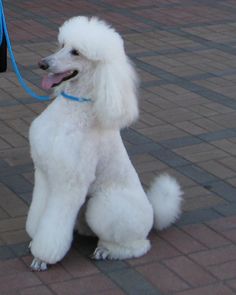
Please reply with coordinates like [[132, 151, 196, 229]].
[[26, 168, 49, 240], [91, 239, 151, 260], [86, 190, 153, 260]]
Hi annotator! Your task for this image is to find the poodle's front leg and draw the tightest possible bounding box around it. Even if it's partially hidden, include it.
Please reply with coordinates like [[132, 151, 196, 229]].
[[30, 185, 88, 271], [26, 168, 49, 239]]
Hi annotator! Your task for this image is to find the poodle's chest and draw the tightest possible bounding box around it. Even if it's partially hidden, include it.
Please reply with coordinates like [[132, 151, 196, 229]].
[[29, 111, 84, 169]]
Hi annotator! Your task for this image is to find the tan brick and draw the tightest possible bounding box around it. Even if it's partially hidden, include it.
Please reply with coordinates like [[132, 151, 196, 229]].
[[218, 157, 236, 172], [212, 139, 236, 155], [184, 195, 225, 211], [179, 149, 228, 163], [198, 160, 236, 178], [139, 124, 188, 141], [191, 118, 223, 132], [176, 121, 207, 135], [174, 143, 215, 156]]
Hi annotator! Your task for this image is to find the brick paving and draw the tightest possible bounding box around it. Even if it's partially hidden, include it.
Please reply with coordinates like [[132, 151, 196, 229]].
[[0, 0, 236, 294]]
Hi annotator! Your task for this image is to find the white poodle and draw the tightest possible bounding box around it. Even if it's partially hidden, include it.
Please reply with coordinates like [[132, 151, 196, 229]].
[[26, 16, 183, 271]]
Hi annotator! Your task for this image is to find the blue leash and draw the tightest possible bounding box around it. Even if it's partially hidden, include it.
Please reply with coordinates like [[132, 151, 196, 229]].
[[0, 0, 91, 103]]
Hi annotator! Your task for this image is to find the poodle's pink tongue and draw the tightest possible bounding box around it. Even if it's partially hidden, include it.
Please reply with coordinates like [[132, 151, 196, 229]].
[[42, 71, 71, 90]]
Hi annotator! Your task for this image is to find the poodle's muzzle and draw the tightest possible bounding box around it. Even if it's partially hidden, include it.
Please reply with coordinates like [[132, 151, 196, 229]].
[[38, 57, 78, 90]]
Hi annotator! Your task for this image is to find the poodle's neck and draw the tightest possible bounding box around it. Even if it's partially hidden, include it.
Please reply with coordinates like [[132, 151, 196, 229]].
[[52, 68, 97, 128], [63, 67, 95, 100]]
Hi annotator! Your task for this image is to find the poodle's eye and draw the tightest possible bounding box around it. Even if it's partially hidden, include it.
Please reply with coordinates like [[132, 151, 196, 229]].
[[61, 43, 64, 48], [71, 49, 79, 56]]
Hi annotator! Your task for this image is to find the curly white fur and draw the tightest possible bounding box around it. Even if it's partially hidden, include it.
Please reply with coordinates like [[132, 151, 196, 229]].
[[26, 16, 183, 270], [147, 174, 183, 231]]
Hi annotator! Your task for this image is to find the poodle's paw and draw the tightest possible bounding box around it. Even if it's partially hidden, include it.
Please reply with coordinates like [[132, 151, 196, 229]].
[[90, 247, 111, 260], [30, 258, 48, 272]]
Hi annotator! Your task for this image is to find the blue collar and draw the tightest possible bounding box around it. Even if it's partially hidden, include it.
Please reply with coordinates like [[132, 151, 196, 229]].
[[61, 91, 92, 103]]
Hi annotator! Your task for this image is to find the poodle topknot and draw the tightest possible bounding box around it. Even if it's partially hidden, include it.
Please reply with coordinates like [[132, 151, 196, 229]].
[[57, 16, 139, 129], [59, 16, 125, 62]]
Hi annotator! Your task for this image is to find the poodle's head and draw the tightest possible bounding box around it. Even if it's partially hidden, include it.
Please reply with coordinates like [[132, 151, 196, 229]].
[[39, 16, 139, 129]]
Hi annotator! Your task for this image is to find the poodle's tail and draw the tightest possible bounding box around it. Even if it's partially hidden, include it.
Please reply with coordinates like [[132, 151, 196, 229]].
[[147, 174, 183, 231]]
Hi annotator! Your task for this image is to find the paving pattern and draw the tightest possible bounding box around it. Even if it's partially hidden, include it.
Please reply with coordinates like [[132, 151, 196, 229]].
[[0, 0, 236, 294]]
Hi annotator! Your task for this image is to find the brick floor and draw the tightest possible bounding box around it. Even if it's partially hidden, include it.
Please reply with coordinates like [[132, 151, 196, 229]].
[[0, 0, 236, 294]]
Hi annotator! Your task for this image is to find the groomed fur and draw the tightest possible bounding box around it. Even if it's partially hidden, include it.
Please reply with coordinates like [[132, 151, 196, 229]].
[[27, 16, 183, 271], [147, 174, 183, 231], [59, 17, 139, 129]]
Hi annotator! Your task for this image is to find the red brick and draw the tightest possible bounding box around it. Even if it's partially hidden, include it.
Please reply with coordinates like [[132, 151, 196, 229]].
[[0, 258, 28, 276], [20, 286, 54, 295], [207, 260, 236, 280], [136, 262, 189, 293], [221, 229, 236, 243], [5, 119, 29, 138], [0, 290, 19, 295], [0, 208, 8, 220], [35, 263, 72, 284], [182, 224, 230, 248], [159, 227, 206, 254], [95, 289, 125, 295], [0, 184, 28, 217], [207, 216, 236, 232], [189, 245, 236, 266], [1, 132, 28, 148], [0, 217, 26, 233], [0, 138, 11, 149], [0, 272, 41, 293], [175, 283, 235, 295], [61, 249, 99, 278], [1, 229, 30, 245], [50, 274, 116, 295], [163, 256, 216, 287], [128, 233, 180, 266], [227, 279, 236, 291]]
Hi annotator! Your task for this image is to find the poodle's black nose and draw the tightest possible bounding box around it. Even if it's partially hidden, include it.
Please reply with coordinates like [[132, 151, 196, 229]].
[[38, 59, 49, 70]]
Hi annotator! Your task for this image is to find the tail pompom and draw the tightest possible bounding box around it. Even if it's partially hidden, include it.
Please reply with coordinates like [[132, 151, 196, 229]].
[[147, 174, 183, 231]]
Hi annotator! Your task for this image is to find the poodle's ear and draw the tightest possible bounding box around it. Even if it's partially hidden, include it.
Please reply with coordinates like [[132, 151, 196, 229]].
[[93, 57, 139, 129]]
